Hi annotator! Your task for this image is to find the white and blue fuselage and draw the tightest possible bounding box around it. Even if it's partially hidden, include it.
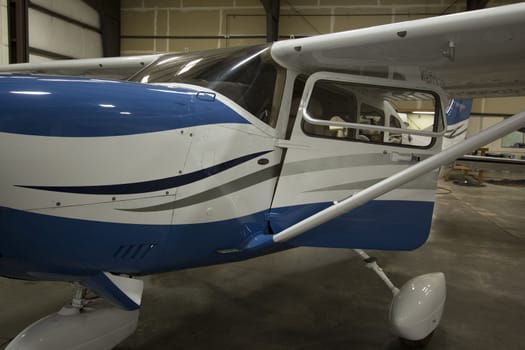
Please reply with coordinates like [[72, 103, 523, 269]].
[[0, 46, 440, 283]]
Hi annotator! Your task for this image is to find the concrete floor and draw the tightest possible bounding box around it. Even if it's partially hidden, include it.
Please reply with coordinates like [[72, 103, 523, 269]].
[[1, 174, 524, 350]]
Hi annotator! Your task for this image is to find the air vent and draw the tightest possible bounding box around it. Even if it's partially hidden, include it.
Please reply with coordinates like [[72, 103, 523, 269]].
[[113, 243, 156, 260]]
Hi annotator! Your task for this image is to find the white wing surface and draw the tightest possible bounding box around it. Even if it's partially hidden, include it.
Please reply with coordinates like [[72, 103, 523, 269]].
[[271, 3, 525, 98], [0, 54, 160, 80]]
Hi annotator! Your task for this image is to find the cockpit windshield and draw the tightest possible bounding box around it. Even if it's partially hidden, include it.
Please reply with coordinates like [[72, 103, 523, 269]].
[[129, 45, 281, 126]]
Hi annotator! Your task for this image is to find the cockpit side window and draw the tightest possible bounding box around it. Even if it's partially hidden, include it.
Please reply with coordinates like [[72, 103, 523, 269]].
[[301, 79, 441, 148], [129, 45, 281, 127], [302, 80, 358, 139]]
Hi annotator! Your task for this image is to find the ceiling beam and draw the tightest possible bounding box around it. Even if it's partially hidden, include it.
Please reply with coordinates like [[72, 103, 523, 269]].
[[84, 0, 121, 57], [8, 0, 29, 63], [466, 0, 489, 11], [261, 0, 280, 42]]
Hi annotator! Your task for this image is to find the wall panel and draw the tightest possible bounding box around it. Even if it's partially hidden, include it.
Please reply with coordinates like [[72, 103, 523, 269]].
[[29, 8, 102, 59], [28, 0, 102, 61], [120, 0, 475, 56], [0, 0, 8, 64], [31, 0, 99, 28]]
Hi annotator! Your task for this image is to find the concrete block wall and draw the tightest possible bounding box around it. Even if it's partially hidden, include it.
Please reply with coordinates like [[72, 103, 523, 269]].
[[121, 0, 474, 56], [121, 0, 523, 56], [0, 0, 8, 65]]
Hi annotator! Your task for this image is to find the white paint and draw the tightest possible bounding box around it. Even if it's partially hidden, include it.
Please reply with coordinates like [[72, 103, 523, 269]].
[[103, 273, 144, 307], [0, 55, 161, 79], [0, 80, 282, 225], [6, 303, 139, 350], [0, 122, 274, 224], [390, 273, 446, 341]]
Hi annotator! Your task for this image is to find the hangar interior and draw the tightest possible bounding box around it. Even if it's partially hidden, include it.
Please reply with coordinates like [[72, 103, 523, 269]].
[[0, 1, 524, 350]]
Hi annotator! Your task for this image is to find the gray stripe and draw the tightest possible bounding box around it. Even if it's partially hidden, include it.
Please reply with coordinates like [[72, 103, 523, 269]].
[[121, 165, 281, 212], [307, 178, 384, 192], [282, 153, 410, 176], [307, 174, 437, 192], [445, 125, 468, 139]]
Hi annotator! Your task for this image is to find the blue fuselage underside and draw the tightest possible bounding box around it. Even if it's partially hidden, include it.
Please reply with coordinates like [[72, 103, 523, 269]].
[[0, 200, 433, 280]]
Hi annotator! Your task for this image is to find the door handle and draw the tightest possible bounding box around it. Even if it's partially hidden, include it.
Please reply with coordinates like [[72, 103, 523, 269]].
[[389, 152, 420, 162]]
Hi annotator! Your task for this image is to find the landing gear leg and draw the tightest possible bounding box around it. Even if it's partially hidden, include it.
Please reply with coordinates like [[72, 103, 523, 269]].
[[354, 249, 446, 348], [55, 284, 89, 316], [354, 249, 399, 295]]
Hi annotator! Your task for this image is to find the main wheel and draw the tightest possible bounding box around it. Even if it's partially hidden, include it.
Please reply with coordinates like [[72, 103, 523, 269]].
[[399, 331, 434, 348]]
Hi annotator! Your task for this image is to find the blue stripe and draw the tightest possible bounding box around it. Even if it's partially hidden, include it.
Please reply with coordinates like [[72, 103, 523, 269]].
[[17, 150, 271, 195], [0, 206, 269, 279], [0, 75, 248, 137], [0, 200, 434, 281], [270, 200, 434, 250]]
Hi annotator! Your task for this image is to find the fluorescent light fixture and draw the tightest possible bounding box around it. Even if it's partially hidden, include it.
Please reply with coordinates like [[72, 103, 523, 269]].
[[411, 111, 435, 115], [10, 91, 51, 95], [99, 104, 115, 108]]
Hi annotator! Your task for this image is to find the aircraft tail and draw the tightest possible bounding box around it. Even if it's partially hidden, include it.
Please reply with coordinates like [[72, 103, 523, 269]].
[[442, 98, 473, 149]]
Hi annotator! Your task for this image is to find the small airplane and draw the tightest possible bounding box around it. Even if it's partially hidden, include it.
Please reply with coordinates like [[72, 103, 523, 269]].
[[1, 3, 525, 349]]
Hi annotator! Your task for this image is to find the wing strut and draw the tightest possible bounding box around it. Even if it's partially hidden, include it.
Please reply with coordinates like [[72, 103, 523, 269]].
[[243, 110, 525, 251]]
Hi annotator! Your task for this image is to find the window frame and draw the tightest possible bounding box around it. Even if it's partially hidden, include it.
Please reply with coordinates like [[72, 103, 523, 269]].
[[300, 72, 447, 149]]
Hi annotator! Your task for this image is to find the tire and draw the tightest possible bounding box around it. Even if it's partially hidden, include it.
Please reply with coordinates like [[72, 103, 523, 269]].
[[399, 331, 435, 348]]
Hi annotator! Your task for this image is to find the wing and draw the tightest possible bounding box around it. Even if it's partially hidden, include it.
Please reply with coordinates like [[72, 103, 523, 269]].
[[0, 54, 161, 80], [271, 3, 525, 98]]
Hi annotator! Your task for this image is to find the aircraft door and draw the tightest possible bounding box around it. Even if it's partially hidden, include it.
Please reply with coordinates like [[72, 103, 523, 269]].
[[269, 72, 447, 250]]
